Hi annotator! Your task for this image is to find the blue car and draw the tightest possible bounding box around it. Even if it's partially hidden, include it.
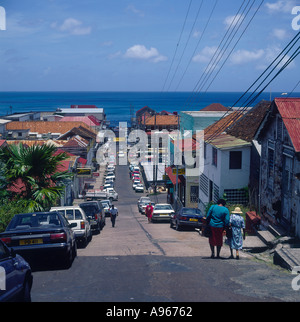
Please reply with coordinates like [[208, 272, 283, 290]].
[[0, 239, 32, 302], [170, 207, 204, 231]]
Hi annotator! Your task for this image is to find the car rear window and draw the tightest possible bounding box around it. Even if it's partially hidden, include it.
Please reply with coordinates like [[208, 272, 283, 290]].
[[154, 205, 172, 210], [80, 205, 99, 216], [182, 209, 201, 215], [7, 213, 62, 230]]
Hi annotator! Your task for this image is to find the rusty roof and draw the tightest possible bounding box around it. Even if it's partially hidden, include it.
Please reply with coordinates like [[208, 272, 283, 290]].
[[201, 103, 229, 112], [275, 97, 300, 152], [145, 114, 179, 126], [6, 121, 95, 135]]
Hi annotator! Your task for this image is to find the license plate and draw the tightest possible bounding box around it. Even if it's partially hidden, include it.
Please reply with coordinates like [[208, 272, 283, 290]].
[[20, 238, 43, 245], [189, 218, 198, 222]]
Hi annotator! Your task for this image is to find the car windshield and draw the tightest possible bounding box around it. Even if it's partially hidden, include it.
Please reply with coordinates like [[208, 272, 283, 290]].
[[7, 213, 62, 230], [101, 202, 109, 208], [182, 208, 201, 215], [154, 205, 173, 210]]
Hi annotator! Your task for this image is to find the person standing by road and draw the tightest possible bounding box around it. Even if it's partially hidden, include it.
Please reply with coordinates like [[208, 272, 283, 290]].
[[229, 207, 246, 260], [145, 202, 153, 223], [110, 205, 118, 228], [206, 199, 230, 258]]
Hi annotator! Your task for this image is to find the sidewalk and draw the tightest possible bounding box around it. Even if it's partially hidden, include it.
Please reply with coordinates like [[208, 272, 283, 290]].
[[242, 224, 300, 271]]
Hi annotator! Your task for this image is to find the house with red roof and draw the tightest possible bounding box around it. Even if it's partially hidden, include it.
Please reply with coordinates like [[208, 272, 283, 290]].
[[255, 97, 300, 238]]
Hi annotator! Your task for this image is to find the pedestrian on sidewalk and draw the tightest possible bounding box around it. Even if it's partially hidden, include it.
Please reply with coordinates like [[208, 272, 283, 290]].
[[145, 202, 153, 223], [110, 205, 118, 228], [228, 207, 246, 259], [206, 199, 230, 258]]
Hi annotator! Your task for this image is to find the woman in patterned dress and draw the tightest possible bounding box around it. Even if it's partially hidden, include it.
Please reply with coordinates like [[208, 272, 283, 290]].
[[229, 207, 246, 259]]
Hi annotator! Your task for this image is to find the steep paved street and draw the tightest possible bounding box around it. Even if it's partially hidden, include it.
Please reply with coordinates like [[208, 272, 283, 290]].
[[31, 165, 300, 304]]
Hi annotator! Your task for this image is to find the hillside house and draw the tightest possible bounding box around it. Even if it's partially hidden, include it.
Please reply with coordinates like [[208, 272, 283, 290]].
[[255, 98, 300, 237]]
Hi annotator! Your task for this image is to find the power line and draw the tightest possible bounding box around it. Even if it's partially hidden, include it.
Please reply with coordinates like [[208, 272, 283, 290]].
[[183, 0, 251, 109], [161, 0, 193, 92], [205, 31, 300, 143], [165, 0, 204, 92], [174, 0, 219, 92]]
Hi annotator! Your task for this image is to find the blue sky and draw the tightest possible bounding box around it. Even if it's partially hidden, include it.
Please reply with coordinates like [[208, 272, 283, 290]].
[[0, 0, 299, 92]]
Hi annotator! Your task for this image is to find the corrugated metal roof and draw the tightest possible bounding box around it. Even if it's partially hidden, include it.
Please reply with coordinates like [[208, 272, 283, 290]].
[[209, 133, 251, 150], [275, 98, 300, 152]]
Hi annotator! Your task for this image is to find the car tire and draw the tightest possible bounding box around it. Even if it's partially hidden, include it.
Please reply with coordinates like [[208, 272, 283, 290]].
[[176, 221, 181, 231], [21, 278, 32, 302], [170, 220, 174, 228]]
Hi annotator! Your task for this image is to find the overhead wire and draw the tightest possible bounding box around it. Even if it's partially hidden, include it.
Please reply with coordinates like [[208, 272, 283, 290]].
[[174, 0, 219, 92], [165, 0, 204, 92], [183, 0, 250, 108], [205, 31, 300, 143], [161, 0, 193, 92]]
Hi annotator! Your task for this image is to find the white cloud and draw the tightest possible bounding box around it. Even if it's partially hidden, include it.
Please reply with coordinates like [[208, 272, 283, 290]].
[[51, 18, 91, 35], [124, 45, 167, 63], [193, 46, 219, 63], [265, 1, 297, 13], [256, 46, 296, 70], [272, 28, 288, 40], [230, 49, 265, 65], [224, 14, 244, 29]]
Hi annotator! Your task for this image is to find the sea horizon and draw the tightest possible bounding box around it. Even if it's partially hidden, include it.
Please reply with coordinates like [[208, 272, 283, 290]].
[[0, 91, 299, 126]]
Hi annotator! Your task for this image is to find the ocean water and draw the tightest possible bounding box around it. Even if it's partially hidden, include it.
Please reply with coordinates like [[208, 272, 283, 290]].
[[0, 91, 299, 126]]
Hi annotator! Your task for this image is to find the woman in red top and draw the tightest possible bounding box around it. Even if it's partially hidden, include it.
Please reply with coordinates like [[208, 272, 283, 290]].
[[145, 203, 153, 223]]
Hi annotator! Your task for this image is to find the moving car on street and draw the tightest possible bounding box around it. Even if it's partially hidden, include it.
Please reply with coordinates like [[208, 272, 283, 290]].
[[151, 204, 175, 222], [0, 212, 77, 268], [170, 207, 204, 231]]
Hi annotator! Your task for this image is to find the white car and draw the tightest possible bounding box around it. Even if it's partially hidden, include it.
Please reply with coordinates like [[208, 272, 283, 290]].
[[106, 174, 115, 180], [132, 179, 141, 189], [151, 204, 175, 222], [50, 206, 92, 247], [135, 184, 144, 193]]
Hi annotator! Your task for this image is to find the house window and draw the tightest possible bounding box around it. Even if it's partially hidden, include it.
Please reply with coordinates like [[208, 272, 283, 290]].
[[267, 146, 275, 190], [199, 173, 209, 196], [212, 147, 217, 167], [190, 186, 199, 203], [229, 151, 242, 169], [268, 148, 274, 177], [276, 115, 283, 141]]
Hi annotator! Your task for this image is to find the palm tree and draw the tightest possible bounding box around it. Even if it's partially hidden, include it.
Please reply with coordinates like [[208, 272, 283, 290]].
[[0, 143, 73, 211]]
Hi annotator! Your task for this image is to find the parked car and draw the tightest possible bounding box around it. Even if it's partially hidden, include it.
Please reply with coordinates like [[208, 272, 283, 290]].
[[151, 204, 175, 222], [132, 179, 141, 189], [0, 240, 33, 302], [137, 196, 151, 211], [140, 201, 155, 214], [106, 174, 115, 181], [50, 206, 92, 247], [79, 201, 105, 233], [0, 212, 77, 268], [135, 184, 144, 193], [170, 207, 204, 231]]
